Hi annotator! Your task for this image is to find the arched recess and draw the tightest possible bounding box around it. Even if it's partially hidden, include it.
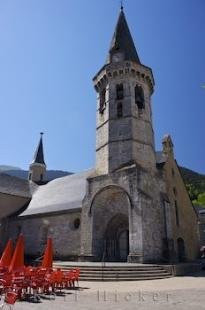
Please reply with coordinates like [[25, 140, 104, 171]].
[[105, 214, 129, 261], [89, 185, 132, 261], [89, 185, 133, 216], [177, 238, 186, 262]]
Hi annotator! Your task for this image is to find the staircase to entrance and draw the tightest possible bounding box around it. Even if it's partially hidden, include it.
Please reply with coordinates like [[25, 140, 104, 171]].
[[53, 262, 173, 281]]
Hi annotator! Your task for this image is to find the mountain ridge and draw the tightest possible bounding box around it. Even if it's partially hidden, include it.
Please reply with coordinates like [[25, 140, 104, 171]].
[[0, 165, 204, 206], [0, 166, 72, 181]]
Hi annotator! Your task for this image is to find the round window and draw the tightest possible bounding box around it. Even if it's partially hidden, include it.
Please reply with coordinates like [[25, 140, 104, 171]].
[[74, 218, 80, 229]]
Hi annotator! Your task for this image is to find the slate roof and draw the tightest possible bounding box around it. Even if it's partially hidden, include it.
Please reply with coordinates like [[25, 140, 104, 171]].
[[20, 169, 94, 216], [0, 173, 31, 198], [106, 9, 140, 64], [32, 134, 45, 165]]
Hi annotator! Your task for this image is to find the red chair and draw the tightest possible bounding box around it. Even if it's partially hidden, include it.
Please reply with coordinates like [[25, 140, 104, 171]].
[[5, 291, 18, 305], [43, 270, 63, 293], [73, 268, 80, 286], [11, 272, 25, 299], [53, 269, 64, 291], [0, 273, 13, 293], [0, 267, 8, 274], [64, 270, 76, 288]]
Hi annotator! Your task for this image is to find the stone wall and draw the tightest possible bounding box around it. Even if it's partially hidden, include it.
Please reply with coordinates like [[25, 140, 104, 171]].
[[4, 210, 81, 260], [141, 172, 167, 263], [162, 136, 199, 261], [0, 192, 30, 219], [94, 60, 156, 175], [80, 165, 167, 263], [29, 163, 46, 183]]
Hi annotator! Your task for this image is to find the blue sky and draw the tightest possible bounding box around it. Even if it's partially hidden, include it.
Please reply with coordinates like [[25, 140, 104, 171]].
[[0, 0, 204, 174]]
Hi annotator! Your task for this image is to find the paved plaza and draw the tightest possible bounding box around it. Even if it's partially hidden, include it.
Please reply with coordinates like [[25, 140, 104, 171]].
[[9, 270, 205, 310]]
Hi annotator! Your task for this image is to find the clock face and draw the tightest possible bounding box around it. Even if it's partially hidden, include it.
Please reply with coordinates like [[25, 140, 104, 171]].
[[112, 53, 123, 63]]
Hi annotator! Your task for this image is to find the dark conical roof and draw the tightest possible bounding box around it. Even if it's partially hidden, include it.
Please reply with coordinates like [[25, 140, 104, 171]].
[[32, 133, 45, 165], [106, 9, 140, 64]]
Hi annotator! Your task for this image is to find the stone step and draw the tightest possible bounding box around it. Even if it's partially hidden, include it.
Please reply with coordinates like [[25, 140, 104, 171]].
[[79, 269, 171, 274], [54, 263, 164, 267], [80, 273, 171, 278], [79, 275, 172, 281], [54, 265, 166, 271], [80, 270, 169, 275], [79, 268, 167, 272], [53, 262, 173, 281]]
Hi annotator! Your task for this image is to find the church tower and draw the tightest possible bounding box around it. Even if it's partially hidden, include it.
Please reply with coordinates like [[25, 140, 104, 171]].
[[28, 133, 46, 183], [80, 6, 176, 264], [94, 7, 156, 174]]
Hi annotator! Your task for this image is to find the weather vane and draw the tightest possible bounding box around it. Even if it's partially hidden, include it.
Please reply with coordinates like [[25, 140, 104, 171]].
[[120, 0, 124, 11]]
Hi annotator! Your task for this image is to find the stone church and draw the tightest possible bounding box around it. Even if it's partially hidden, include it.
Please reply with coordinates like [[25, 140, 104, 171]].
[[0, 8, 199, 263]]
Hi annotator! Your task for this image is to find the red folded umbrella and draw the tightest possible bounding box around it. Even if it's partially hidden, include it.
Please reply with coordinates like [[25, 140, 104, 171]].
[[9, 234, 24, 272], [0, 239, 13, 268], [42, 238, 53, 269]]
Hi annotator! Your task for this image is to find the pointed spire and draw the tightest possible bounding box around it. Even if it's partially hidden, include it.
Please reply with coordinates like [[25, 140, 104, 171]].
[[32, 132, 45, 165], [106, 8, 140, 64]]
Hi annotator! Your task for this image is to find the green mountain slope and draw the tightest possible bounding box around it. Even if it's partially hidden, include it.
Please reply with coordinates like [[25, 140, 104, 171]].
[[180, 167, 205, 206]]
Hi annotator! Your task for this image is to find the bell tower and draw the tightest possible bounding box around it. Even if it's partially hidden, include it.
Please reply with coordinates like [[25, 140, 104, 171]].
[[28, 132, 46, 183], [94, 8, 156, 175]]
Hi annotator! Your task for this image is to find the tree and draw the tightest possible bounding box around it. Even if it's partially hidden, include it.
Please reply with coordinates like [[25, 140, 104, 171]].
[[198, 193, 205, 206]]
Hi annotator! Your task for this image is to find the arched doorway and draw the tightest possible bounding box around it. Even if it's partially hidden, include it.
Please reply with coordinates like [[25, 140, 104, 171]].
[[118, 230, 129, 261], [90, 185, 131, 261], [177, 238, 186, 262], [105, 214, 129, 262]]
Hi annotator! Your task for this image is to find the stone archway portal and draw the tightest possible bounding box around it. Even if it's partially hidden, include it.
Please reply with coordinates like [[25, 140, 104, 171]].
[[90, 185, 131, 262], [105, 214, 129, 262], [118, 230, 129, 261]]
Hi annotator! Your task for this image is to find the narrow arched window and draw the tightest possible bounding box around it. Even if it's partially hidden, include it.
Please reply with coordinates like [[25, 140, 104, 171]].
[[116, 84, 124, 100], [135, 85, 145, 109], [117, 102, 123, 118], [175, 200, 179, 226], [99, 88, 106, 114]]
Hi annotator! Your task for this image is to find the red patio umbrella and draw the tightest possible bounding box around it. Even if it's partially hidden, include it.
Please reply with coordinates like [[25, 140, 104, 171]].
[[9, 234, 24, 272], [42, 238, 53, 269], [0, 239, 13, 268]]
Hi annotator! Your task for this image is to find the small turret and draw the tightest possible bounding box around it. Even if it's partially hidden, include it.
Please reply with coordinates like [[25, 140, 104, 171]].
[[162, 134, 174, 157], [28, 133, 46, 183]]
